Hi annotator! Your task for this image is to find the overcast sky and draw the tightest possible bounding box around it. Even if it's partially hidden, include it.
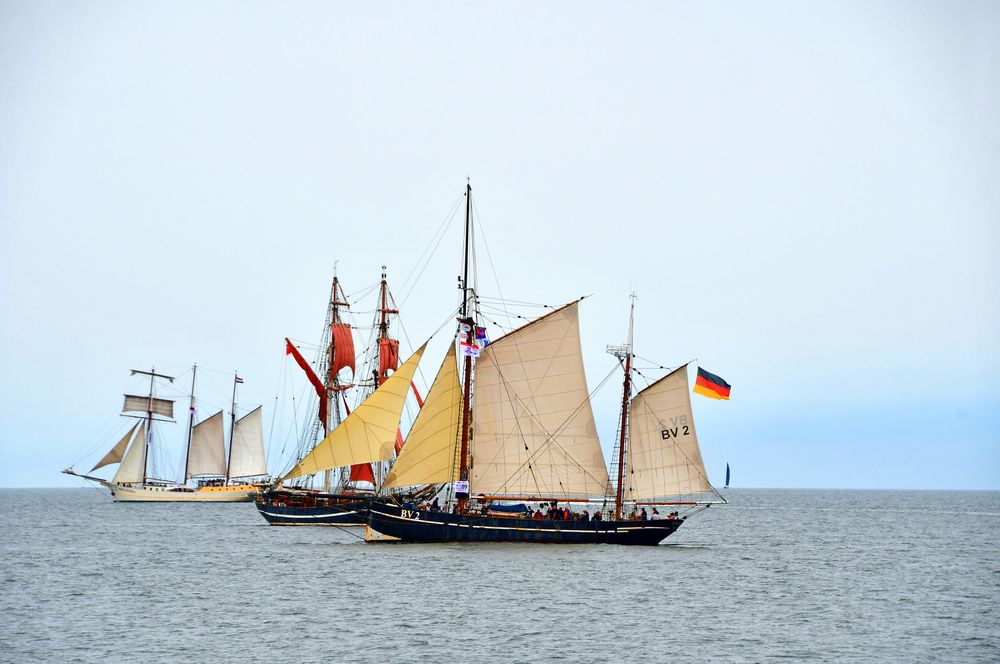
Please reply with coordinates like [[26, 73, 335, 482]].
[[2, 1, 997, 489]]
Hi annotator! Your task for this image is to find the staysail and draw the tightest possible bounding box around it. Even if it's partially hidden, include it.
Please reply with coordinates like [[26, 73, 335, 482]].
[[229, 406, 267, 479], [91, 422, 140, 472], [112, 421, 147, 484], [626, 365, 712, 499], [187, 411, 227, 478], [383, 343, 462, 489], [281, 343, 427, 480], [471, 301, 610, 497]]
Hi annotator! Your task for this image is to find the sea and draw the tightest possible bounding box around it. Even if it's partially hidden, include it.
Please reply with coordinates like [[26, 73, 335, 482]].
[[1, 488, 997, 663]]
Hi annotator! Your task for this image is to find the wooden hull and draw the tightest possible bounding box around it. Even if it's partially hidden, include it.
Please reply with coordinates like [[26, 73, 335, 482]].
[[104, 481, 259, 502], [365, 501, 683, 545], [254, 490, 368, 526]]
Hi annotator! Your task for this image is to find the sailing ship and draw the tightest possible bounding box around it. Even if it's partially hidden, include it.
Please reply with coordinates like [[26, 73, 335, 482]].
[[255, 268, 425, 525], [63, 367, 269, 502], [360, 183, 726, 544]]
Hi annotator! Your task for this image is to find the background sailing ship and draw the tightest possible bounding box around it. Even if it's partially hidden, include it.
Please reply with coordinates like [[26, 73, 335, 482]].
[[63, 367, 269, 502]]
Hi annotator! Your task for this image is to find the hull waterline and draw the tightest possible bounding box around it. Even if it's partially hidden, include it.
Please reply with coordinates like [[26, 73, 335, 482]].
[[104, 481, 259, 502], [254, 491, 369, 526], [365, 501, 683, 545]]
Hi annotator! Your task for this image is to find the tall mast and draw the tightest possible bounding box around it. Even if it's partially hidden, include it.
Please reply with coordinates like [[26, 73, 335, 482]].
[[613, 293, 636, 521], [457, 182, 474, 513], [325, 272, 349, 492], [226, 371, 238, 484], [142, 366, 155, 485], [183, 364, 198, 484]]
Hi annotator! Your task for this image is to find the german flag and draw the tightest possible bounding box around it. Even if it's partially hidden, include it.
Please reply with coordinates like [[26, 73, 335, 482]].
[[693, 367, 731, 400]]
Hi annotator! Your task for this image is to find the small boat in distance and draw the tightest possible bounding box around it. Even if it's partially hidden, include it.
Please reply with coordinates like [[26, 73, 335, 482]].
[[63, 367, 269, 502], [725, 463, 731, 489]]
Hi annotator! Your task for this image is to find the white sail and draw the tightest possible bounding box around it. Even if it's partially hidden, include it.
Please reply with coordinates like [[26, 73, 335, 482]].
[[471, 301, 610, 497], [112, 421, 146, 484], [123, 395, 174, 419], [187, 411, 227, 478], [228, 406, 267, 479], [91, 422, 139, 472], [626, 365, 712, 499]]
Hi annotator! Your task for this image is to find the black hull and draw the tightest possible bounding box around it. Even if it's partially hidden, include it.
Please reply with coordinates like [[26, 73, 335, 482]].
[[254, 491, 369, 526], [366, 501, 682, 545]]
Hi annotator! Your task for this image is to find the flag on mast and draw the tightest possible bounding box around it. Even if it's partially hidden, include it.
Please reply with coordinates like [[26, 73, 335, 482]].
[[693, 367, 730, 400]]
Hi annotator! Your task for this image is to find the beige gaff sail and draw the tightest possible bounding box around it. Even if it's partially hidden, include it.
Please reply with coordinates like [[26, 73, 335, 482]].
[[91, 422, 140, 472], [382, 343, 462, 489], [112, 421, 147, 484], [228, 406, 267, 479], [186, 411, 227, 478], [471, 301, 610, 498], [123, 395, 174, 418], [626, 364, 712, 500], [281, 342, 428, 481]]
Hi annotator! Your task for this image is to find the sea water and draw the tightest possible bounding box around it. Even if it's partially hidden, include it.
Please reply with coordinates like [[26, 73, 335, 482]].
[[1, 488, 997, 663]]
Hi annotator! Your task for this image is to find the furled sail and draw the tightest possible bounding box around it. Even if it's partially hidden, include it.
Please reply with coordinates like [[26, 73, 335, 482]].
[[228, 406, 267, 479], [626, 365, 711, 499], [471, 302, 610, 497], [123, 395, 174, 419], [91, 422, 140, 472], [112, 421, 146, 484], [383, 344, 462, 489], [379, 338, 400, 377], [187, 411, 226, 478], [331, 323, 356, 377], [281, 342, 427, 480]]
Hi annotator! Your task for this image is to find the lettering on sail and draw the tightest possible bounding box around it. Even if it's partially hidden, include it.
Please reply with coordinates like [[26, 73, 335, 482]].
[[660, 415, 690, 440]]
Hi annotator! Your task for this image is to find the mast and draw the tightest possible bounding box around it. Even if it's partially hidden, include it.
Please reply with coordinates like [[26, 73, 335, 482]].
[[325, 272, 349, 492], [226, 371, 238, 484], [457, 181, 474, 513], [612, 293, 636, 521], [143, 367, 154, 485], [183, 364, 197, 484]]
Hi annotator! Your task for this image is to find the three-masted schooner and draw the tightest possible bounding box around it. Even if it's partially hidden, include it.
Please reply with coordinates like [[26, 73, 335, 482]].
[[361, 183, 726, 544], [63, 367, 269, 502]]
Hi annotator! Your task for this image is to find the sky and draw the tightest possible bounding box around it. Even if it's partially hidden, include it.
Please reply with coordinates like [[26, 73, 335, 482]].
[[1, 1, 997, 489]]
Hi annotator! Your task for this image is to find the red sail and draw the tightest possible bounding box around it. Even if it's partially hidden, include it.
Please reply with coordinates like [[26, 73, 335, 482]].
[[286, 338, 328, 428], [379, 338, 400, 377], [331, 323, 356, 377]]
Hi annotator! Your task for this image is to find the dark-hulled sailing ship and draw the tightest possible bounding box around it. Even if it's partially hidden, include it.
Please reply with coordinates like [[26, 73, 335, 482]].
[[363, 183, 727, 544], [255, 269, 424, 525]]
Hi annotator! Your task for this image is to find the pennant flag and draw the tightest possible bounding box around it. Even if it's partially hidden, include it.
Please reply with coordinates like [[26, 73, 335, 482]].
[[693, 367, 730, 400], [475, 326, 490, 346]]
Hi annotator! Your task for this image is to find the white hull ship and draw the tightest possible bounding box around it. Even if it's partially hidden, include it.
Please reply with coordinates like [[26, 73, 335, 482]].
[[64, 367, 269, 502]]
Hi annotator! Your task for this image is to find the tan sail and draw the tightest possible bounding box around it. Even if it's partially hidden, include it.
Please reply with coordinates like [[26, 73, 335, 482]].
[[113, 421, 146, 484], [123, 395, 174, 419], [627, 365, 711, 499], [91, 422, 140, 472], [187, 411, 226, 478], [471, 301, 610, 497], [229, 406, 268, 479], [383, 344, 462, 489], [281, 342, 427, 481]]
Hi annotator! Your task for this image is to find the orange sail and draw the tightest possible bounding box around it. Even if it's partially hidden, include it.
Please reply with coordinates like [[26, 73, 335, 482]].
[[286, 338, 328, 428], [331, 323, 356, 377], [379, 338, 399, 378]]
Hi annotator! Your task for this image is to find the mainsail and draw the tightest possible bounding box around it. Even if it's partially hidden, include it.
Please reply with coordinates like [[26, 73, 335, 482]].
[[281, 343, 427, 480], [91, 422, 140, 472], [112, 421, 147, 484], [626, 365, 712, 499], [187, 411, 227, 478], [229, 406, 267, 479], [471, 301, 610, 497], [383, 343, 462, 489]]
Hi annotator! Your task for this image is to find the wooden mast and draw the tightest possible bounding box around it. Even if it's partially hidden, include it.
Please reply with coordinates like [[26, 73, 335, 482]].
[[325, 273, 349, 492], [613, 294, 636, 521], [457, 181, 474, 513], [183, 364, 197, 484], [142, 367, 154, 485], [225, 372, 238, 484]]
